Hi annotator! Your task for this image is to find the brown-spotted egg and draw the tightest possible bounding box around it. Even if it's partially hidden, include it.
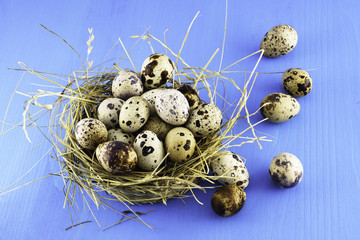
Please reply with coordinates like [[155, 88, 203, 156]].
[[165, 127, 196, 163], [177, 84, 200, 111], [142, 115, 173, 141], [185, 103, 222, 137], [211, 185, 246, 217], [282, 68, 312, 97], [155, 89, 189, 125], [75, 118, 107, 150], [260, 24, 298, 58], [260, 93, 300, 123], [269, 152, 303, 188], [95, 141, 138, 173], [119, 96, 150, 133], [141, 89, 164, 116], [112, 69, 143, 100], [97, 98, 124, 129], [133, 130, 165, 171], [210, 151, 249, 188], [141, 53, 175, 89], [107, 128, 135, 145]]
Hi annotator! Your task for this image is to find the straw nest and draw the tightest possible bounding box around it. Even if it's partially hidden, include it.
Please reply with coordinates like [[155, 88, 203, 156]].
[[11, 13, 269, 227]]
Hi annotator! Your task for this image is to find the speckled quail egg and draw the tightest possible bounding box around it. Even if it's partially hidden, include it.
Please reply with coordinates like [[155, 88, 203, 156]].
[[141, 53, 175, 89], [141, 89, 164, 115], [96, 141, 138, 173], [133, 130, 165, 171], [211, 185, 246, 217], [269, 152, 303, 188], [210, 151, 249, 188], [142, 115, 173, 140], [107, 128, 135, 145], [260, 24, 298, 58], [282, 68, 312, 97], [185, 103, 222, 137], [155, 89, 189, 125], [260, 93, 300, 123], [97, 98, 124, 129], [112, 69, 143, 100], [177, 84, 200, 111], [165, 127, 196, 163], [119, 96, 150, 133], [75, 118, 107, 150]]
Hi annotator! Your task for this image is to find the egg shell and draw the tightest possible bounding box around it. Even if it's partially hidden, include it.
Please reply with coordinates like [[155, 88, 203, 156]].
[[260, 24, 298, 58], [282, 68, 312, 97], [75, 118, 108, 150], [97, 98, 124, 129], [260, 93, 300, 123], [141, 53, 175, 89], [210, 151, 249, 188], [141, 89, 164, 116], [211, 185, 246, 217], [269, 152, 303, 188], [119, 96, 150, 133], [96, 141, 138, 173], [107, 128, 135, 145], [185, 103, 222, 137], [177, 84, 200, 111], [142, 115, 174, 140], [133, 130, 165, 171], [155, 89, 189, 125], [112, 69, 143, 100], [165, 127, 196, 163]]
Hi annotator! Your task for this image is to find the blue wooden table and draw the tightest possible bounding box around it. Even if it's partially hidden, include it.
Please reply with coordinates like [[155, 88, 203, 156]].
[[1, 0, 359, 239]]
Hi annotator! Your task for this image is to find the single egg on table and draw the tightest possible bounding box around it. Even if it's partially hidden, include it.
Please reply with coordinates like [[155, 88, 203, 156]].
[[282, 68, 312, 97], [260, 92, 300, 123], [210, 151, 249, 189], [211, 185, 246, 217], [141, 53, 175, 89], [269, 152, 303, 188], [97, 98, 124, 129], [75, 118, 108, 150], [96, 141, 138, 173], [260, 24, 298, 58], [112, 69, 143, 100]]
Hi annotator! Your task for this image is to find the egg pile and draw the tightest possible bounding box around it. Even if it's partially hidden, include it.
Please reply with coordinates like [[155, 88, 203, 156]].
[[74, 53, 224, 176]]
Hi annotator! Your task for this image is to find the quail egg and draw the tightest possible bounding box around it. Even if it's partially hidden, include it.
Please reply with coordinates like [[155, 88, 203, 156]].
[[97, 98, 124, 129], [119, 96, 150, 133], [211, 185, 246, 217], [141, 89, 164, 115], [133, 130, 165, 171], [177, 84, 200, 111], [96, 141, 138, 173], [260, 93, 300, 123], [260, 24, 298, 58], [282, 68, 312, 97], [165, 127, 196, 163], [155, 89, 189, 125], [141, 53, 175, 89], [112, 69, 143, 100], [210, 151, 249, 188], [185, 103, 222, 137], [75, 118, 107, 150], [269, 152, 303, 188], [107, 128, 135, 145], [142, 115, 173, 140]]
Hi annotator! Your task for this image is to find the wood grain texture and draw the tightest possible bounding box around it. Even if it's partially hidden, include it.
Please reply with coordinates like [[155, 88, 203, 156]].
[[0, 0, 359, 239]]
